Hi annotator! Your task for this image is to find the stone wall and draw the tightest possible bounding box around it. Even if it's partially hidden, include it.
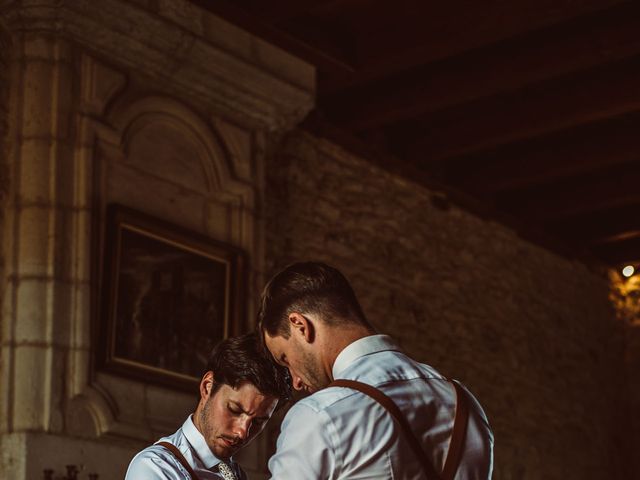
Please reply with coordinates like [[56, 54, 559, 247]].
[[264, 131, 629, 479]]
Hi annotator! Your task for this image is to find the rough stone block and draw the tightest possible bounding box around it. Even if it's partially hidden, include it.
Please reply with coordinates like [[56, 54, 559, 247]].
[[21, 60, 54, 138], [157, 0, 203, 36], [106, 162, 207, 232], [17, 138, 53, 204], [14, 278, 51, 343], [12, 345, 48, 430], [145, 384, 193, 436], [203, 199, 231, 243], [17, 205, 52, 276], [0, 432, 27, 479], [94, 373, 147, 427], [69, 209, 92, 283]]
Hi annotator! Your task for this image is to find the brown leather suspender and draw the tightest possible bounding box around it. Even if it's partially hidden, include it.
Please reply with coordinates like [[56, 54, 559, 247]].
[[157, 442, 201, 480], [441, 381, 470, 480], [328, 378, 469, 480]]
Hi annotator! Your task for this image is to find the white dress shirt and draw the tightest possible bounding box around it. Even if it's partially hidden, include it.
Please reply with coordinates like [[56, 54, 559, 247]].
[[268, 334, 494, 479], [125, 415, 246, 479]]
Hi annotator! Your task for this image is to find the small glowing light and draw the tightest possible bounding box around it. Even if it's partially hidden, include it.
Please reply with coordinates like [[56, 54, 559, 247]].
[[622, 265, 635, 278]]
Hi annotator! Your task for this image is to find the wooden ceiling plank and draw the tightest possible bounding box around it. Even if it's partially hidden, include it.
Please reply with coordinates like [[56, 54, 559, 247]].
[[323, 0, 627, 93], [322, 1, 640, 130], [592, 236, 640, 265], [354, 0, 623, 66], [399, 53, 640, 163], [444, 112, 640, 193], [546, 203, 640, 245], [495, 162, 640, 221]]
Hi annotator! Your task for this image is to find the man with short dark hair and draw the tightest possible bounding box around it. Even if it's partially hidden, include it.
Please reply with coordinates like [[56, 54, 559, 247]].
[[259, 261, 494, 480], [125, 333, 290, 480]]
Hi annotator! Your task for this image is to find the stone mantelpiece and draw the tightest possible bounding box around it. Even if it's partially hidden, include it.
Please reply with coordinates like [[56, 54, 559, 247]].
[[0, 1, 314, 478], [0, 0, 314, 131]]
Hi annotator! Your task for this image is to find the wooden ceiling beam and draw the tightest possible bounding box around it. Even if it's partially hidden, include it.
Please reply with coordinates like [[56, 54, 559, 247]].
[[442, 111, 640, 193], [355, 0, 623, 59], [494, 162, 640, 221], [322, 1, 640, 130], [398, 53, 640, 163], [591, 236, 640, 266], [545, 203, 640, 245]]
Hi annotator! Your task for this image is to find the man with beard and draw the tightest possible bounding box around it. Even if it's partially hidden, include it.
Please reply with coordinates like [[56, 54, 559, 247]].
[[125, 333, 290, 480], [259, 261, 494, 480]]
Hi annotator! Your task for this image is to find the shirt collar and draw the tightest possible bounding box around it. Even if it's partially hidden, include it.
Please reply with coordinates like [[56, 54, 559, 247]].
[[332, 334, 402, 378], [182, 414, 230, 469]]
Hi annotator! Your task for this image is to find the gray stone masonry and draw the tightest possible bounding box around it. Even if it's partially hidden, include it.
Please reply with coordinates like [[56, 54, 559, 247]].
[[265, 130, 630, 479]]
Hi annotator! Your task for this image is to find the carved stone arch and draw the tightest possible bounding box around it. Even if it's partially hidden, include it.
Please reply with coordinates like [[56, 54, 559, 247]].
[[108, 96, 252, 205]]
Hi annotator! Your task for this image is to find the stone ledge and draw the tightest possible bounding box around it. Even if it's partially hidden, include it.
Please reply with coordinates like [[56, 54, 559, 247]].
[[0, 0, 315, 131]]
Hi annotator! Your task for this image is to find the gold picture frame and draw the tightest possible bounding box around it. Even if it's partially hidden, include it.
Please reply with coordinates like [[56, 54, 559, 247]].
[[96, 204, 245, 392]]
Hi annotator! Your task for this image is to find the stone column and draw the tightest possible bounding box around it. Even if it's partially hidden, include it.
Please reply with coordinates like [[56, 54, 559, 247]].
[[0, 21, 81, 478]]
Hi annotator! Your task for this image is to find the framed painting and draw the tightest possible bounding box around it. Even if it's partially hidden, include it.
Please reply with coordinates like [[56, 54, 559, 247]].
[[97, 204, 245, 391]]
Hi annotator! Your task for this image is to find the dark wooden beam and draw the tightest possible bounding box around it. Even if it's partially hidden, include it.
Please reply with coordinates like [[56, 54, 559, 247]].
[[495, 161, 640, 221], [322, 0, 626, 93], [591, 235, 640, 266], [398, 53, 640, 163], [443, 111, 640, 193], [321, 1, 640, 130], [546, 203, 640, 245]]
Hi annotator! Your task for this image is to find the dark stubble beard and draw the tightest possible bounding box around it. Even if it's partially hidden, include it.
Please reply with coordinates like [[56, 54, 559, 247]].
[[199, 398, 234, 459], [300, 348, 328, 391]]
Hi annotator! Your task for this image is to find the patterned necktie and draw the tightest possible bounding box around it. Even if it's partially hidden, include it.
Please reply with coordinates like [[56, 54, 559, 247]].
[[218, 461, 237, 480]]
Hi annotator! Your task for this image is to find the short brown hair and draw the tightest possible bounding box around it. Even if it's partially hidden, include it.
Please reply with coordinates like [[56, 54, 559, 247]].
[[258, 261, 369, 338], [206, 332, 291, 401]]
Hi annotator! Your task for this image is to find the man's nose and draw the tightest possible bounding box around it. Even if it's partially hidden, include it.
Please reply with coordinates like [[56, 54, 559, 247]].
[[234, 417, 251, 440]]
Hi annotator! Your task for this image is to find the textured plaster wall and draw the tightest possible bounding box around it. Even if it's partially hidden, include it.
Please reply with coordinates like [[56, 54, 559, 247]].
[[264, 131, 628, 480]]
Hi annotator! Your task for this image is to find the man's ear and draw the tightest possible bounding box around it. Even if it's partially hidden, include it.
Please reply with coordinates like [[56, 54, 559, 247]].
[[288, 312, 315, 343], [200, 371, 214, 401]]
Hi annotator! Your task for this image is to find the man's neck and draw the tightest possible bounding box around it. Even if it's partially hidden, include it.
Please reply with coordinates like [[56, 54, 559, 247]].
[[320, 324, 375, 381]]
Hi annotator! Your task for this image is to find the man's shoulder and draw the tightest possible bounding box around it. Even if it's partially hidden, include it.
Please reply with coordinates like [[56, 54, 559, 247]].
[[343, 349, 444, 385], [125, 443, 184, 479]]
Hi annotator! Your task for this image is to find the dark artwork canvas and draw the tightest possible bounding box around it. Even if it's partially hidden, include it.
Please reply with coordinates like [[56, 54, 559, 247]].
[[98, 206, 243, 391]]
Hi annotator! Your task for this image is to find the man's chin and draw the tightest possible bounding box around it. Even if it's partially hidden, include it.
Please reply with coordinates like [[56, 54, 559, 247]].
[[212, 440, 240, 459]]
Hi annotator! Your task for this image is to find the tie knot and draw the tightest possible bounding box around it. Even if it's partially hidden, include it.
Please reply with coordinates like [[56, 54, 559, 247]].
[[218, 460, 237, 480]]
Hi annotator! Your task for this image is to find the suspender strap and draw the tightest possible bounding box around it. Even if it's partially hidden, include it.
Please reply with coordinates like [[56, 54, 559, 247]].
[[157, 442, 201, 480], [441, 381, 470, 480], [328, 378, 469, 480], [329, 379, 440, 479]]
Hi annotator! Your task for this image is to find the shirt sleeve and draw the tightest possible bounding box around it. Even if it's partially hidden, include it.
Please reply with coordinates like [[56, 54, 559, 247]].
[[268, 402, 339, 480], [124, 449, 184, 480]]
